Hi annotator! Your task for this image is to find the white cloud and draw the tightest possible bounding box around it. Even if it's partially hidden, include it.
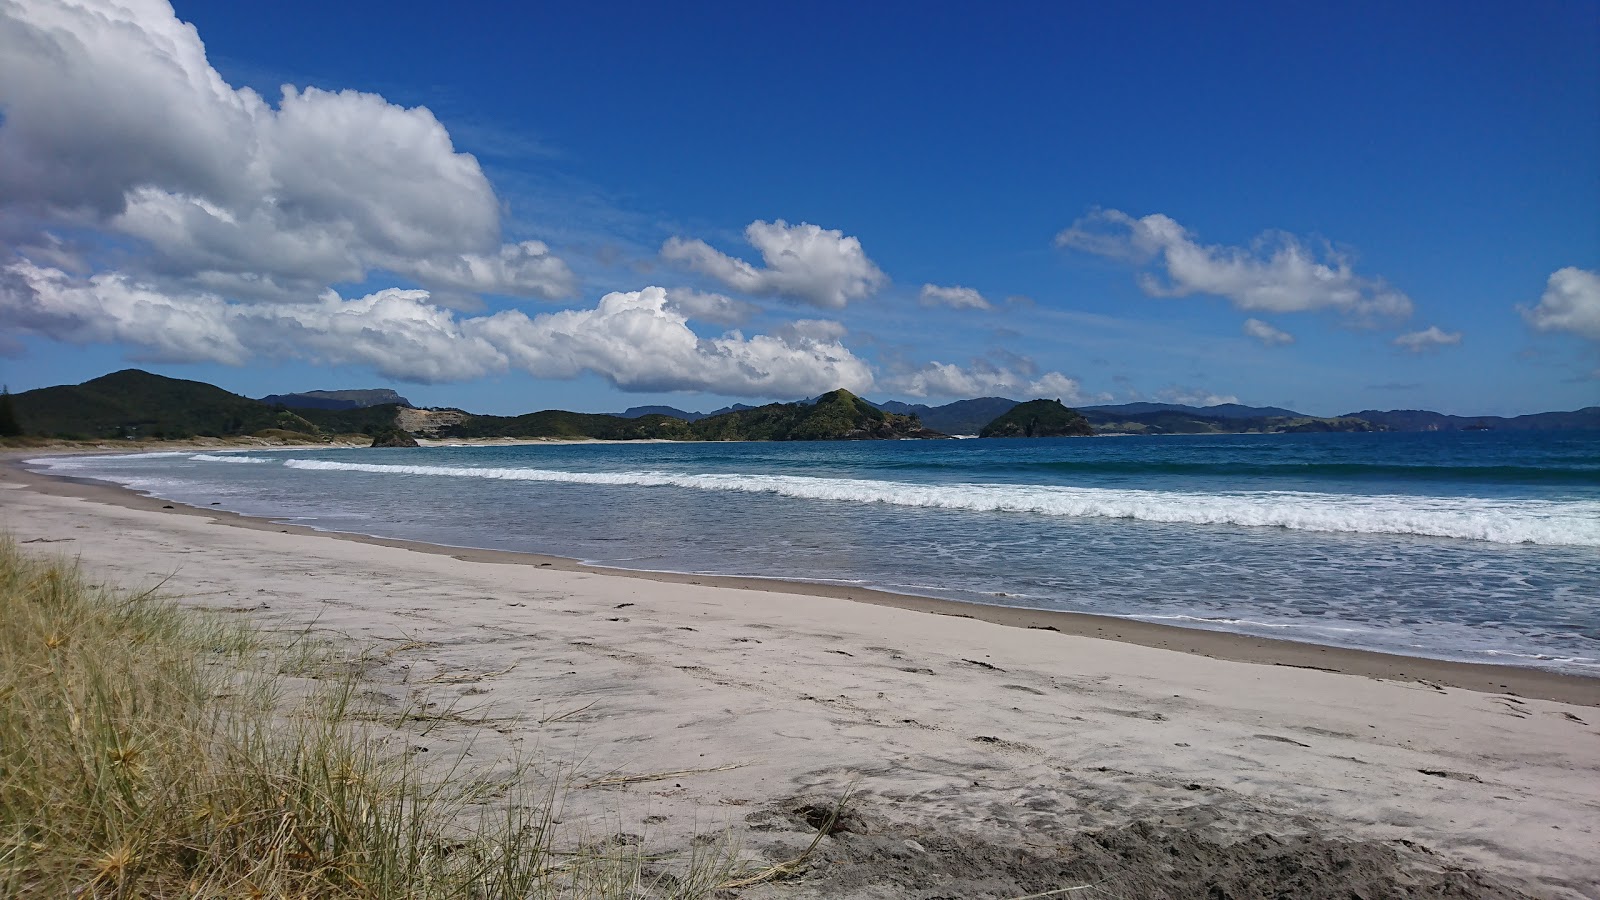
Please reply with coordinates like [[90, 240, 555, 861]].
[[1153, 386, 1241, 407], [660, 220, 886, 309], [1242, 318, 1294, 346], [1392, 325, 1462, 353], [891, 360, 1096, 401], [1, 262, 870, 395], [469, 288, 873, 395], [0, 0, 574, 302], [1521, 267, 1600, 341], [1056, 209, 1412, 321], [919, 284, 992, 310], [0, 259, 247, 365], [664, 288, 759, 326]]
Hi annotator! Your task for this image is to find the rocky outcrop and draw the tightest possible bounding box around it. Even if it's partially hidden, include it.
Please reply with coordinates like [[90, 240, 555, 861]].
[[369, 428, 420, 448]]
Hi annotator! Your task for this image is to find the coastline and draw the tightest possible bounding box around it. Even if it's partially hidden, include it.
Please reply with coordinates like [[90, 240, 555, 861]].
[[3, 448, 1599, 896], [5, 451, 1595, 706]]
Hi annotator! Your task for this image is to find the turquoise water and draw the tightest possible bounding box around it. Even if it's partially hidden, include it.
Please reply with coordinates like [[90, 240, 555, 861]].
[[35, 431, 1600, 673]]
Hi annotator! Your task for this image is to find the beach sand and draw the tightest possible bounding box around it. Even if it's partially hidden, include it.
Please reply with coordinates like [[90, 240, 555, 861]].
[[3, 456, 1597, 898]]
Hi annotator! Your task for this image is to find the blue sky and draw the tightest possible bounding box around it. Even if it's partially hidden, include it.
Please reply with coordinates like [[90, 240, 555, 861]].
[[1, 0, 1596, 416]]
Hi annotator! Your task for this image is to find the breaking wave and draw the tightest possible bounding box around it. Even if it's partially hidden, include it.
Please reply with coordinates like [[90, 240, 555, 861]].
[[189, 454, 270, 464], [279, 459, 1600, 548]]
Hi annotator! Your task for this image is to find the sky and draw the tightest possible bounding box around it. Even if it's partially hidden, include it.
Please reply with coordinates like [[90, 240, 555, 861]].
[[1, 0, 1596, 417]]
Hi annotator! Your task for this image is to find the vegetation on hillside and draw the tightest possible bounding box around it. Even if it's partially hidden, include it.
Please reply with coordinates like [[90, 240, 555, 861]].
[[689, 389, 943, 441], [1080, 410, 1381, 435], [0, 388, 21, 438], [438, 410, 696, 441], [16, 369, 1595, 445], [979, 399, 1095, 438], [10, 369, 323, 440]]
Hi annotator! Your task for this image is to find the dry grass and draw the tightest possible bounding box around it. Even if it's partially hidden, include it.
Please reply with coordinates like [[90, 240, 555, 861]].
[[0, 541, 737, 898]]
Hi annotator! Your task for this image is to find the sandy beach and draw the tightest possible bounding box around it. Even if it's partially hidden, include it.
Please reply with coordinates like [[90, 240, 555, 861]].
[[3, 455, 1597, 898]]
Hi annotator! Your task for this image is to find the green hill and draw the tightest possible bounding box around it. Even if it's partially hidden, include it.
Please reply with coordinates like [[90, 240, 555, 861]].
[[979, 399, 1094, 438], [691, 389, 944, 441], [437, 409, 695, 441], [9, 370, 324, 440]]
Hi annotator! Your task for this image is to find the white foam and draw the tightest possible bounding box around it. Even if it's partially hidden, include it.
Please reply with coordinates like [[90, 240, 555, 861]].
[[189, 454, 270, 464], [27, 451, 194, 466], [279, 460, 1600, 548]]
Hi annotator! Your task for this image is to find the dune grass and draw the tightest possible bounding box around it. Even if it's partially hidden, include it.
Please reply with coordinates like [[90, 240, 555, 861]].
[[0, 541, 737, 898]]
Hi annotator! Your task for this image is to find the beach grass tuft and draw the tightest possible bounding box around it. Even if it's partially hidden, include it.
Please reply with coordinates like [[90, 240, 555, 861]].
[[0, 540, 737, 897]]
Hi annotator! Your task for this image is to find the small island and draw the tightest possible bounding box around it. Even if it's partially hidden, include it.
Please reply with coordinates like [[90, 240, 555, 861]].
[[978, 399, 1094, 438]]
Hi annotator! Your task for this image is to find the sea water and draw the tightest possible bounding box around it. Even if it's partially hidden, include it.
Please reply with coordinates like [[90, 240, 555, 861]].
[[32, 431, 1600, 674]]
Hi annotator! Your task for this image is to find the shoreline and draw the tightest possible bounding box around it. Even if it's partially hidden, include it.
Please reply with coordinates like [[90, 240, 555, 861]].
[[4, 446, 1599, 897], [7, 451, 1596, 707]]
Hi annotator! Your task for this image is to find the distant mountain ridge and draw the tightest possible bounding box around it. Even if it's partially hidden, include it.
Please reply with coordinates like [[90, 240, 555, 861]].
[[1340, 408, 1600, 432], [7, 370, 1599, 443], [610, 403, 757, 422], [875, 397, 1021, 436], [259, 389, 412, 410], [1080, 402, 1304, 420]]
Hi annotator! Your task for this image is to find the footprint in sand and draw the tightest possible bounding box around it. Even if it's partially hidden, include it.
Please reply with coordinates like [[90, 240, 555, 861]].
[[971, 735, 1039, 754], [1253, 734, 1312, 747], [1418, 768, 1484, 783], [1102, 708, 1167, 722]]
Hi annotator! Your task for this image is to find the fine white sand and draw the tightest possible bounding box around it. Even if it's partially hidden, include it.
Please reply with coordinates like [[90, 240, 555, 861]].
[[2, 468, 1596, 897]]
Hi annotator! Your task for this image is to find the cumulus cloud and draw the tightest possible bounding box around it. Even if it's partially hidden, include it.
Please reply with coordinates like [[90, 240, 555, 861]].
[[468, 288, 873, 395], [1521, 267, 1600, 341], [1, 259, 247, 366], [664, 288, 759, 326], [0, 0, 574, 302], [1242, 318, 1294, 346], [890, 359, 1097, 401], [919, 284, 992, 310], [1056, 209, 1412, 321], [660, 220, 886, 309], [1, 262, 873, 395], [1392, 326, 1462, 353]]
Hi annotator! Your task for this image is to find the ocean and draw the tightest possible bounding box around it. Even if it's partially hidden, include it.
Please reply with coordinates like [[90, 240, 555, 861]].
[[32, 430, 1600, 675]]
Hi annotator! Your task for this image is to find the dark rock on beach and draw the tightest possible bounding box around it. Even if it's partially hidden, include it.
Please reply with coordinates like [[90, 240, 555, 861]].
[[369, 428, 420, 448]]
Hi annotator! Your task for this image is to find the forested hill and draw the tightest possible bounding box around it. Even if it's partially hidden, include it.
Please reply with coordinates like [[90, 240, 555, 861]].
[[979, 400, 1094, 438], [9, 369, 1595, 444], [4, 372, 943, 442], [687, 389, 944, 441]]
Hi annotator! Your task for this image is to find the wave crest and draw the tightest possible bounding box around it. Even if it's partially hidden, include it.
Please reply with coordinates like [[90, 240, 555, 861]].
[[279, 459, 1600, 548]]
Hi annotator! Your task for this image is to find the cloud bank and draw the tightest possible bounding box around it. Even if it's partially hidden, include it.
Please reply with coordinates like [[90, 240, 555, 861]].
[[661, 220, 886, 309], [1056, 209, 1413, 321], [0, 0, 574, 303], [1, 261, 873, 396], [890, 360, 1093, 401], [1522, 267, 1600, 341]]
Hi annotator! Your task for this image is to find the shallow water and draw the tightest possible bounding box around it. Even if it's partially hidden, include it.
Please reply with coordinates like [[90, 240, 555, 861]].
[[35, 430, 1600, 674]]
